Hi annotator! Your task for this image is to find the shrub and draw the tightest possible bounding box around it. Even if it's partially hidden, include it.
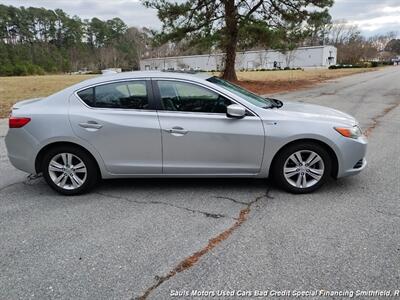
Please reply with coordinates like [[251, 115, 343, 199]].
[[35, 65, 45, 75], [13, 64, 28, 76], [87, 70, 102, 74], [329, 64, 364, 69], [25, 63, 35, 74], [0, 63, 15, 76]]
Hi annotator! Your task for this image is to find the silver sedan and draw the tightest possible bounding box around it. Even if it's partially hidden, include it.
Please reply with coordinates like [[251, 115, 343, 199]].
[[5, 71, 367, 195]]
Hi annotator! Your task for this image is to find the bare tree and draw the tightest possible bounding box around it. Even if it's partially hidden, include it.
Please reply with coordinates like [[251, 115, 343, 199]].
[[369, 32, 397, 52], [327, 20, 360, 45], [326, 20, 376, 64]]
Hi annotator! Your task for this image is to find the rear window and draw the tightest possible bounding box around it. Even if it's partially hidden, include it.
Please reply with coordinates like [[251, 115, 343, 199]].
[[77, 81, 149, 109]]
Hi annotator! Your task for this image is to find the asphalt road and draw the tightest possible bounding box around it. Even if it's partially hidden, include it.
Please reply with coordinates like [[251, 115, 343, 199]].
[[1, 67, 399, 300]]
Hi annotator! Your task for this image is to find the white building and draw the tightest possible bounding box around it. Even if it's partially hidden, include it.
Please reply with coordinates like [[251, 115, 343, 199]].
[[140, 45, 337, 71]]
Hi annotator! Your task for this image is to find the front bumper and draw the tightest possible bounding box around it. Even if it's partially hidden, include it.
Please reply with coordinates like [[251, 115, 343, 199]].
[[336, 135, 368, 178], [339, 157, 367, 178]]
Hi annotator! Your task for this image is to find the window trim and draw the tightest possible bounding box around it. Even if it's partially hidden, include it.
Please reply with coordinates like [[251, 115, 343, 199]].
[[74, 78, 156, 111], [151, 78, 257, 117]]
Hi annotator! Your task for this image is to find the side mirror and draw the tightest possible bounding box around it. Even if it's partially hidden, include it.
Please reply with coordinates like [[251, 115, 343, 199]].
[[226, 104, 246, 119]]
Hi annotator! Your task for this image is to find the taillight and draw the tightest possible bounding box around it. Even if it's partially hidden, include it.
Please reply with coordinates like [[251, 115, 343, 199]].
[[9, 116, 31, 128]]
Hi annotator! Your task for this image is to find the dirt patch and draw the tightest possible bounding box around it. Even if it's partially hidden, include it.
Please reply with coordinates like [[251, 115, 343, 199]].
[[234, 68, 377, 95], [235, 79, 318, 95]]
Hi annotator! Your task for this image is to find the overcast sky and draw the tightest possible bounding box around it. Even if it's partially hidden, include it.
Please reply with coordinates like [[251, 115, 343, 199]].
[[1, 0, 399, 37]]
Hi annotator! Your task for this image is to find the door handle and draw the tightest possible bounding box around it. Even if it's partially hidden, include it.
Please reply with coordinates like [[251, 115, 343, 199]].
[[164, 126, 188, 135], [79, 121, 103, 129]]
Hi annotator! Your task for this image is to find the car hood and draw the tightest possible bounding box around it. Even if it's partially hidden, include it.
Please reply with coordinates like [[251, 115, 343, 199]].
[[274, 101, 357, 126]]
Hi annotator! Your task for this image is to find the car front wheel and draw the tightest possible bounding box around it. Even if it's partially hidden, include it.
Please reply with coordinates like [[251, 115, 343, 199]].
[[42, 146, 98, 195], [273, 142, 332, 194]]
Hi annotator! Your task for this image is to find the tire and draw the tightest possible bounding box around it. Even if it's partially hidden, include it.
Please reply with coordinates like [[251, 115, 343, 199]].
[[272, 142, 332, 194], [42, 145, 98, 195]]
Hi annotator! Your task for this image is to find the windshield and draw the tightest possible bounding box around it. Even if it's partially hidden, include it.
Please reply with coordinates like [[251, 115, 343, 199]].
[[207, 76, 274, 108]]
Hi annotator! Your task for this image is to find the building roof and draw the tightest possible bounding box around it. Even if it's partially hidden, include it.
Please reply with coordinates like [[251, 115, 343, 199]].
[[141, 45, 337, 62]]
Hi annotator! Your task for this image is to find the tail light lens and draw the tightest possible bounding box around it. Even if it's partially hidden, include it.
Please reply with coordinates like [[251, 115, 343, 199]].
[[9, 116, 31, 128]]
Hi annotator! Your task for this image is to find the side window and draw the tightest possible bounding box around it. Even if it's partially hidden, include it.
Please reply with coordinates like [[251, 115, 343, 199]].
[[157, 81, 232, 113], [77, 87, 94, 106], [77, 81, 149, 109]]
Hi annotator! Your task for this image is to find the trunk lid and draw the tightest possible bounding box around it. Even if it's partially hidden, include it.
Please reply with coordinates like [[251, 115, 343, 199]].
[[12, 97, 44, 110]]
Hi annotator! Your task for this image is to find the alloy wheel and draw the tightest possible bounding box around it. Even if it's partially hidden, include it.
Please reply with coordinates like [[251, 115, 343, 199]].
[[48, 153, 87, 190], [283, 150, 325, 189]]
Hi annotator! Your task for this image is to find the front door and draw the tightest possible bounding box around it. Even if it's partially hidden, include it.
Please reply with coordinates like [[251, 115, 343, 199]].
[[154, 79, 265, 175], [69, 79, 162, 175]]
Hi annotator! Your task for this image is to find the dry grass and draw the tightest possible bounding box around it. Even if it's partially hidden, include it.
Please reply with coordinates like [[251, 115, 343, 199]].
[[0, 74, 94, 117], [0, 68, 375, 118]]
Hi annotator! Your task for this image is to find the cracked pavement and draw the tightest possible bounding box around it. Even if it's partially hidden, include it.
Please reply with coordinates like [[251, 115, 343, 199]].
[[0, 67, 399, 299]]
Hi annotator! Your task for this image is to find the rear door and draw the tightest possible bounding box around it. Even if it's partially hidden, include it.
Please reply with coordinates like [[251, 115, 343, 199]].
[[69, 79, 162, 175], [153, 79, 265, 175]]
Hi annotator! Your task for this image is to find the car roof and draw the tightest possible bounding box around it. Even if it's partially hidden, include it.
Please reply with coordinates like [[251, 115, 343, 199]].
[[71, 71, 214, 91], [102, 70, 212, 79]]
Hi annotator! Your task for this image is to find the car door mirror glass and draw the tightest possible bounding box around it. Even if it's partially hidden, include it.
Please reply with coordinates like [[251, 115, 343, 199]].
[[226, 104, 246, 119]]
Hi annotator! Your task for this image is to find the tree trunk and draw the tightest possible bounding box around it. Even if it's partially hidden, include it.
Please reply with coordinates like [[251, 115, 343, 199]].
[[222, 38, 238, 81], [222, 0, 238, 81]]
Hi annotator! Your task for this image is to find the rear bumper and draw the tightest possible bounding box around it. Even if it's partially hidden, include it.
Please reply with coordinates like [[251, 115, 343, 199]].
[[5, 128, 38, 174]]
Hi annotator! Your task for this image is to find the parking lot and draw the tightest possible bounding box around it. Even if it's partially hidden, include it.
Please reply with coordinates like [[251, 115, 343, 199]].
[[1, 67, 399, 299]]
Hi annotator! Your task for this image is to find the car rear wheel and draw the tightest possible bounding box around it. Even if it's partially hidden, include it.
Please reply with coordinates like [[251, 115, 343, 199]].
[[273, 142, 332, 194], [42, 146, 98, 195]]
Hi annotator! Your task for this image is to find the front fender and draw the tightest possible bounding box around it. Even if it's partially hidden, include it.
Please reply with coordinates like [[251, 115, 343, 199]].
[[259, 121, 344, 178]]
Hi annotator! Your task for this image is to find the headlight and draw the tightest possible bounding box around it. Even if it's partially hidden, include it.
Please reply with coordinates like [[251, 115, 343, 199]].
[[334, 125, 362, 139]]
